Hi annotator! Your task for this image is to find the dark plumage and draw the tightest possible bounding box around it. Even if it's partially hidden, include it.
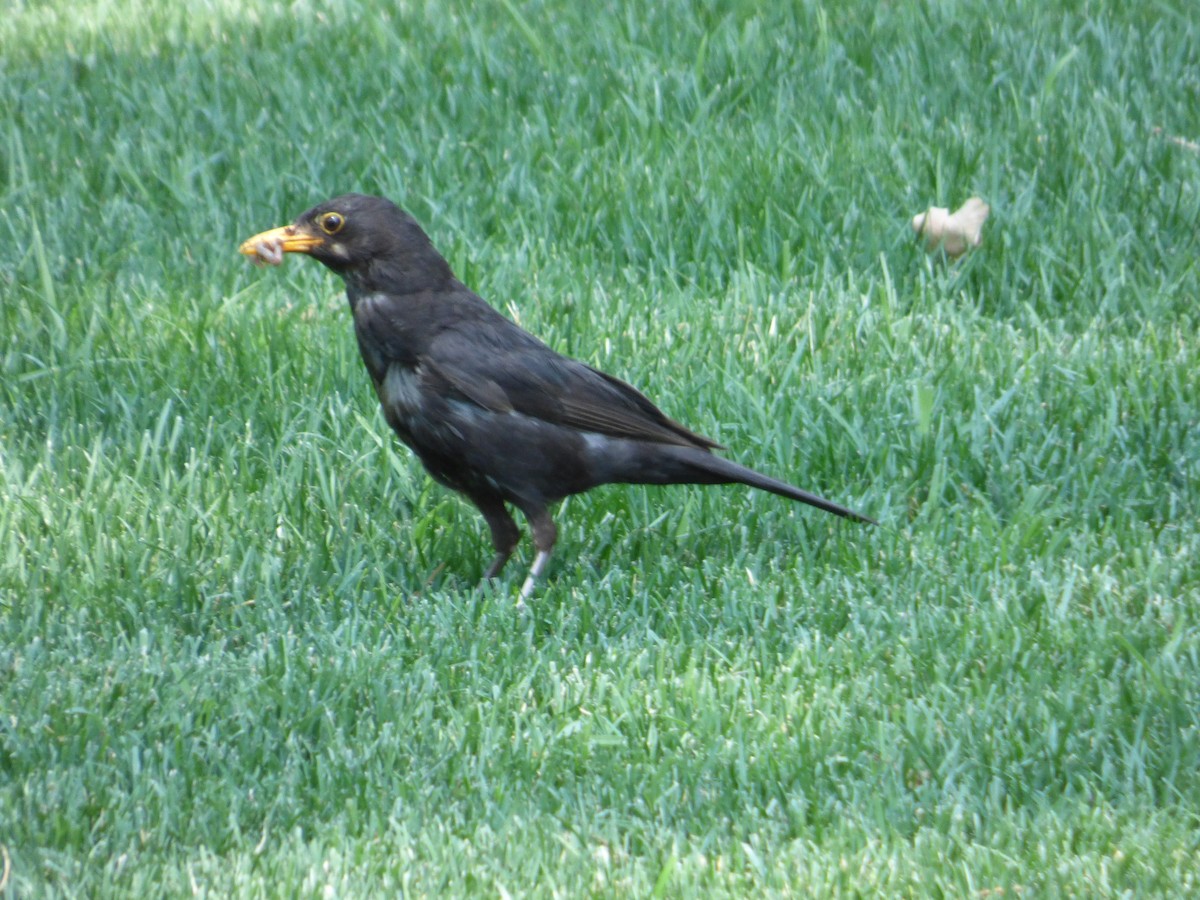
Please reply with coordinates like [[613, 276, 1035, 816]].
[[240, 193, 875, 599]]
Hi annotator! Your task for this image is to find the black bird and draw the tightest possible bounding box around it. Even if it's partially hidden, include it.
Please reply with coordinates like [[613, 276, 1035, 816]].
[[240, 194, 875, 599]]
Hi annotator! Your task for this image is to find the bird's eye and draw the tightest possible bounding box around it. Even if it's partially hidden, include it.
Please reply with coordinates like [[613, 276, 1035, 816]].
[[319, 212, 345, 235]]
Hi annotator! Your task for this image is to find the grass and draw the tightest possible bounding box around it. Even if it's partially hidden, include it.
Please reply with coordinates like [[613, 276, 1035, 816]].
[[2, 0, 1198, 895]]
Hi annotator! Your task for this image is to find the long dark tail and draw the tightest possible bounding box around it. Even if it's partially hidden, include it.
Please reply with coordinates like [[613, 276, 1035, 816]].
[[595, 441, 878, 525]]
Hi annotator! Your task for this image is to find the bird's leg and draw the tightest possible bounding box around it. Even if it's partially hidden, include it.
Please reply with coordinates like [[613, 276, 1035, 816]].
[[467, 491, 520, 580], [516, 505, 558, 604], [484, 552, 512, 581], [519, 551, 552, 602]]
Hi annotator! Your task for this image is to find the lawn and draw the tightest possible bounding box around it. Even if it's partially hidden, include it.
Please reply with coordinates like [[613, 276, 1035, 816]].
[[2, 0, 1198, 895]]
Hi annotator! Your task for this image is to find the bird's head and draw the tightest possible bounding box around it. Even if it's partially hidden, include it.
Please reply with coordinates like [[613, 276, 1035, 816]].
[[239, 193, 452, 293]]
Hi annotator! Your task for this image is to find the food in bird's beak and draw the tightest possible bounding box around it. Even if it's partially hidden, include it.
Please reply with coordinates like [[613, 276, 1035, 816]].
[[248, 236, 285, 266], [239, 224, 323, 264]]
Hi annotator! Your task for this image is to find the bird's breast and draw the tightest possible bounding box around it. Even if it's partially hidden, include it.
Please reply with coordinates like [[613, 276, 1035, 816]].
[[352, 291, 421, 377], [378, 363, 425, 418]]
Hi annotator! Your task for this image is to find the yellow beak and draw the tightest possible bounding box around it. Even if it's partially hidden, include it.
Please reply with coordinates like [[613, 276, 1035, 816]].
[[238, 224, 324, 257]]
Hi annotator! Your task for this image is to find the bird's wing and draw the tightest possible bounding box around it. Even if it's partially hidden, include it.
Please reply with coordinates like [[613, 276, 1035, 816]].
[[424, 325, 721, 450]]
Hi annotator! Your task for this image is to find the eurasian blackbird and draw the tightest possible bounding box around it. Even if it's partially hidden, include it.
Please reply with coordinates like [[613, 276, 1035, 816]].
[[240, 194, 874, 599]]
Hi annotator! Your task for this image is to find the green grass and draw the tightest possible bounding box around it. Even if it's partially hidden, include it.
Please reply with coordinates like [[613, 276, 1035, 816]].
[[2, 0, 1199, 895]]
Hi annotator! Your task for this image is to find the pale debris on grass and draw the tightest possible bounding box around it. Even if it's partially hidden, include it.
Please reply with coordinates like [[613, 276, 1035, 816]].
[[911, 196, 990, 259], [1152, 126, 1200, 154]]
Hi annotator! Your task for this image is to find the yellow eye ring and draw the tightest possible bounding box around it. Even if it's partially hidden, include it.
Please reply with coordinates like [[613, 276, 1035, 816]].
[[319, 212, 345, 235]]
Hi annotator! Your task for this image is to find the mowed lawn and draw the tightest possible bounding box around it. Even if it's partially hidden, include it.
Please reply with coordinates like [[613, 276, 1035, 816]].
[[2, 0, 1198, 895]]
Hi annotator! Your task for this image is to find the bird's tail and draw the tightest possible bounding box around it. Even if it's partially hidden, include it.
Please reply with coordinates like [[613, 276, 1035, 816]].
[[596, 441, 878, 525]]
